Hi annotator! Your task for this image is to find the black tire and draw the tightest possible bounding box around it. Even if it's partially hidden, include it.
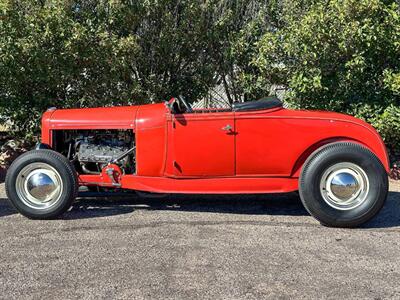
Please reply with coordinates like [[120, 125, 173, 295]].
[[5, 150, 78, 219], [299, 142, 388, 228]]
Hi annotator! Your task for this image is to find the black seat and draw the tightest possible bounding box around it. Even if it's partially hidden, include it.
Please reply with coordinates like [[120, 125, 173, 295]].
[[232, 96, 282, 112]]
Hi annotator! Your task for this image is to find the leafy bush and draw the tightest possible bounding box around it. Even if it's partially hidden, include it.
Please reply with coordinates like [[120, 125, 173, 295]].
[[377, 105, 400, 155]]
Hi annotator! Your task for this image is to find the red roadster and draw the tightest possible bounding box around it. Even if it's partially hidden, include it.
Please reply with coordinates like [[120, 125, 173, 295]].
[[6, 96, 389, 227]]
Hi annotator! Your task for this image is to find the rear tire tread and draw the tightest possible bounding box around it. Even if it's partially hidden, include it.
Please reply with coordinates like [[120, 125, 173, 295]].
[[299, 142, 388, 228]]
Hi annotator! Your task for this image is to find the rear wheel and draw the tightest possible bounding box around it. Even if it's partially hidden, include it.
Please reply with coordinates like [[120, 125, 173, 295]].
[[299, 142, 388, 227], [5, 150, 78, 219]]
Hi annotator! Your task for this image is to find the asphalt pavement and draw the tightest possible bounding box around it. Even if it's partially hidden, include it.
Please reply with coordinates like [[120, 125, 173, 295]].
[[0, 181, 400, 299]]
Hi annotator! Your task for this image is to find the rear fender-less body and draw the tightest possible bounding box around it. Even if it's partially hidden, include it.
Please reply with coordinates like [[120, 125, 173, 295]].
[[234, 108, 389, 177], [41, 104, 389, 194]]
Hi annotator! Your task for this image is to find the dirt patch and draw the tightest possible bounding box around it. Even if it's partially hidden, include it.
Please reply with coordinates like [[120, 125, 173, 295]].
[[0, 135, 34, 182]]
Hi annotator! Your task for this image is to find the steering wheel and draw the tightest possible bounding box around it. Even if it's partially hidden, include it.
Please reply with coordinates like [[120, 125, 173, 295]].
[[177, 95, 193, 113]]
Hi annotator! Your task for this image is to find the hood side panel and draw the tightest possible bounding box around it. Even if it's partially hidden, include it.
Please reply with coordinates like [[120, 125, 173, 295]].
[[46, 106, 139, 130]]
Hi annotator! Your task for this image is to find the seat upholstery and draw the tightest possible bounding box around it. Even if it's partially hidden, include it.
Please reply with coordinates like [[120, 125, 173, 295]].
[[232, 96, 282, 112]]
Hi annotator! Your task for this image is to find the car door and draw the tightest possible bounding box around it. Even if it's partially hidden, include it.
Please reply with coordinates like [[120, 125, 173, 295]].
[[170, 111, 235, 177]]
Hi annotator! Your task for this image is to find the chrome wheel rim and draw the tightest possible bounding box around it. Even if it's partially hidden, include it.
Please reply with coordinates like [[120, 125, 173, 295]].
[[320, 162, 369, 210], [15, 163, 63, 210]]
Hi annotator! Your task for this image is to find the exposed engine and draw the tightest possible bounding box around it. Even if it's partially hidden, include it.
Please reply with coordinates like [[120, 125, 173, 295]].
[[77, 142, 129, 164], [53, 130, 135, 175]]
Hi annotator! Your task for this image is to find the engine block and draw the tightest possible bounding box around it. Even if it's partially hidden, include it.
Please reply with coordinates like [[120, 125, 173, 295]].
[[77, 142, 129, 164]]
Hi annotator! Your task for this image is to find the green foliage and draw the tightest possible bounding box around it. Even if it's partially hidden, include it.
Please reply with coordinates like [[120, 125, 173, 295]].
[[256, 0, 400, 109], [376, 105, 400, 154]]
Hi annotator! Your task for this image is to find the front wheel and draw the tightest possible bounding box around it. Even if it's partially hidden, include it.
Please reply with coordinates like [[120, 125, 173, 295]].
[[5, 150, 78, 219], [299, 142, 388, 228]]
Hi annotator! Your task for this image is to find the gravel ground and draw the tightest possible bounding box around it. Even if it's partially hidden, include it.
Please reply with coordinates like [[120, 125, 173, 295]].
[[0, 181, 399, 299]]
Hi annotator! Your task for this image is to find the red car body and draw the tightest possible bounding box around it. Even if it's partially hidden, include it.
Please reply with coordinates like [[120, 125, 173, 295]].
[[40, 101, 389, 194]]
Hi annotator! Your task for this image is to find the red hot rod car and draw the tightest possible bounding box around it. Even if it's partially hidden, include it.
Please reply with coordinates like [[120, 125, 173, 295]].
[[5, 96, 389, 227]]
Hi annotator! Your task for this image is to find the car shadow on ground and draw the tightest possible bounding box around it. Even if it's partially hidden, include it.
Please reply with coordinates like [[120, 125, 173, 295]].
[[63, 192, 307, 220], [1, 191, 399, 228], [66, 191, 400, 229], [362, 191, 400, 229], [0, 198, 16, 217]]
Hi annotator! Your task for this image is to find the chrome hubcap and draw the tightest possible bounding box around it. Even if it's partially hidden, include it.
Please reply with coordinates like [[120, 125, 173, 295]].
[[330, 172, 360, 200], [320, 162, 369, 210], [16, 163, 63, 210]]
